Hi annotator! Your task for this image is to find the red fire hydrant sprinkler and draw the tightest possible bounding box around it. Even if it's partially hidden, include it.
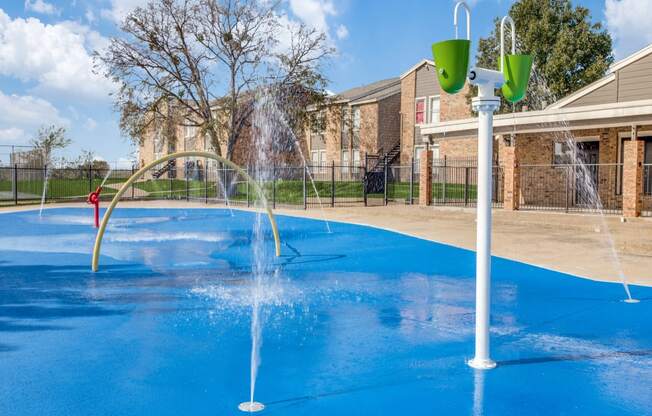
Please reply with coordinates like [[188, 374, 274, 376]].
[[87, 186, 102, 228]]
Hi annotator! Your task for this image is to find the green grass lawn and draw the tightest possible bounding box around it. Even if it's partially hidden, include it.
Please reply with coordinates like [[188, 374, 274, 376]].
[[0, 178, 123, 200]]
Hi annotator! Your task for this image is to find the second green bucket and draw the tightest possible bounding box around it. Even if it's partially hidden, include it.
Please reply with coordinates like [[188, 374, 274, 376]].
[[501, 54, 532, 103], [431, 39, 471, 94]]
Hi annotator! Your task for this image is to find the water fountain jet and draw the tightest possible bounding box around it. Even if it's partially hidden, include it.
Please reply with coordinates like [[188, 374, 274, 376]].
[[238, 401, 265, 413]]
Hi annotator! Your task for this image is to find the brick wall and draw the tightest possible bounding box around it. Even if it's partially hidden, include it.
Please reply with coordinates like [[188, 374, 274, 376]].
[[515, 128, 624, 210], [440, 84, 472, 122], [324, 105, 343, 165], [400, 71, 416, 165], [377, 94, 401, 155]]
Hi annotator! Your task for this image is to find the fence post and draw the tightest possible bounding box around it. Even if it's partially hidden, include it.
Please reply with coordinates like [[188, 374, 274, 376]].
[[43, 164, 47, 205], [185, 172, 189, 201], [223, 163, 228, 204], [204, 160, 208, 204], [464, 167, 469, 206], [442, 155, 447, 204], [302, 164, 307, 210], [88, 166, 93, 193], [131, 166, 135, 200], [565, 166, 570, 213], [246, 166, 250, 208], [409, 158, 414, 205], [13, 164, 18, 205], [169, 170, 173, 199], [383, 155, 388, 206], [272, 165, 276, 209], [331, 161, 335, 207], [363, 154, 368, 207]]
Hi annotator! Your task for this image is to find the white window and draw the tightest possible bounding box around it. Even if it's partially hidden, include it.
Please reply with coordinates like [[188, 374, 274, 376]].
[[432, 143, 440, 159], [184, 125, 197, 151], [311, 150, 327, 173], [553, 142, 573, 165], [353, 150, 361, 167], [154, 127, 164, 159], [429, 97, 440, 124], [352, 107, 361, 130], [341, 150, 350, 174]]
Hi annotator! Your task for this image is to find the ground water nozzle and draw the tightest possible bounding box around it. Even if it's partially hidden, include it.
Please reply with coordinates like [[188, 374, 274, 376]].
[[431, 1, 472, 94], [87, 186, 102, 228], [500, 15, 532, 103]]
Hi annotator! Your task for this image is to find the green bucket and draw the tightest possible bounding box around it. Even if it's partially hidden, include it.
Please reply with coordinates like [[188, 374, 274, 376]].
[[431, 39, 471, 94], [501, 54, 532, 103]]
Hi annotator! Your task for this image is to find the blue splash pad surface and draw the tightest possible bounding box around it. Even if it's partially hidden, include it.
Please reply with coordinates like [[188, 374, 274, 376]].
[[0, 207, 651, 415]]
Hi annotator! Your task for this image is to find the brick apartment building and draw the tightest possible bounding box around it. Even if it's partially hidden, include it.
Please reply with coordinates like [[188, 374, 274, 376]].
[[304, 59, 473, 170], [305, 78, 401, 169]]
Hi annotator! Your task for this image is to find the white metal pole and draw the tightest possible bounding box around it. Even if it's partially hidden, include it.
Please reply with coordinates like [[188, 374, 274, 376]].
[[467, 68, 502, 370]]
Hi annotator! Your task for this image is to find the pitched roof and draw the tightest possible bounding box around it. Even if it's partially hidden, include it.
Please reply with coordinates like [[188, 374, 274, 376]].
[[400, 59, 434, 80], [548, 43, 652, 110], [334, 77, 401, 104]]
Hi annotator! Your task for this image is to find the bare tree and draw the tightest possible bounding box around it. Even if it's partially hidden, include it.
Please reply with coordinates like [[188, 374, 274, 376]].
[[30, 125, 71, 164], [99, 0, 333, 160]]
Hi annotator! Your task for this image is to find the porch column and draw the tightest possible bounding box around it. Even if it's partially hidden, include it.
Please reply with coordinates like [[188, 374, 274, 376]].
[[623, 139, 644, 217], [502, 145, 520, 211], [419, 149, 433, 206]]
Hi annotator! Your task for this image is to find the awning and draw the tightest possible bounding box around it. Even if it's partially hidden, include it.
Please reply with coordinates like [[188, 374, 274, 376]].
[[420, 99, 652, 139]]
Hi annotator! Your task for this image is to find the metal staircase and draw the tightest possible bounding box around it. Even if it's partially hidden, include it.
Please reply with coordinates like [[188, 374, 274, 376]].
[[364, 142, 401, 194], [152, 159, 176, 179]]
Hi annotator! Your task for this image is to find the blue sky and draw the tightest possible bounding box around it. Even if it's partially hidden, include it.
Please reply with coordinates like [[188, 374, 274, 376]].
[[0, 0, 650, 165]]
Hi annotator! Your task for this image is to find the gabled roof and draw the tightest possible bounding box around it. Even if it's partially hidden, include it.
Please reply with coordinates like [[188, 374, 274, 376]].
[[548, 43, 652, 110], [400, 59, 435, 80], [335, 77, 401, 104]]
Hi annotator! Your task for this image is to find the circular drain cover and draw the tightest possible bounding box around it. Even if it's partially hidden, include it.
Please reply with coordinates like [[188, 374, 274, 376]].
[[238, 402, 265, 412]]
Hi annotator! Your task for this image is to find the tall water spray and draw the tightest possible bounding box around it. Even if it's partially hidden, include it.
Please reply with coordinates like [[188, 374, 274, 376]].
[[526, 66, 637, 302], [238, 89, 282, 413], [256, 90, 332, 233], [39, 165, 50, 218]]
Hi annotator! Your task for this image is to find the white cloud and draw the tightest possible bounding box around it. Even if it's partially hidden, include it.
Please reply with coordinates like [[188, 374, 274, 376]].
[[288, 0, 347, 41], [289, 0, 336, 33], [605, 0, 652, 59], [84, 118, 97, 131], [335, 24, 348, 40], [100, 0, 149, 24], [0, 9, 114, 100], [0, 127, 27, 143], [0, 90, 68, 144], [85, 8, 96, 24], [0, 90, 67, 127], [24, 0, 58, 15]]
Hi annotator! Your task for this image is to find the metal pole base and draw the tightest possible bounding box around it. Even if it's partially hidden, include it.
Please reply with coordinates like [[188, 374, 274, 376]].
[[623, 298, 640, 304], [238, 401, 265, 412], [468, 358, 497, 370]]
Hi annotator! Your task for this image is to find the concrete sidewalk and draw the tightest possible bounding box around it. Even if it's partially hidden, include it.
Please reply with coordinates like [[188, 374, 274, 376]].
[[2, 201, 651, 287]]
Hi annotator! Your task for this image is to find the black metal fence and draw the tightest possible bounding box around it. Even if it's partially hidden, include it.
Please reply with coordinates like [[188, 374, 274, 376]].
[[0, 166, 136, 205], [519, 164, 623, 214], [1, 162, 643, 216], [430, 165, 504, 208], [643, 164, 652, 217]]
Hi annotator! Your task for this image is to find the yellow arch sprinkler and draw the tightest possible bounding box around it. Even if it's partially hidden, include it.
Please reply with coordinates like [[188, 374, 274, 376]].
[[431, 2, 531, 370], [90, 151, 282, 272]]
